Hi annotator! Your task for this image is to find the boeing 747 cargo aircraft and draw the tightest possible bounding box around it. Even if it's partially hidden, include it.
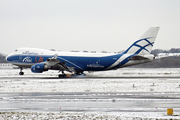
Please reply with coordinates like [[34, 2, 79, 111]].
[[6, 27, 160, 78]]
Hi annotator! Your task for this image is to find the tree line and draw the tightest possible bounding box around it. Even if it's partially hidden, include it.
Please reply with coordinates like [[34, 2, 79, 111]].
[[0, 53, 7, 63]]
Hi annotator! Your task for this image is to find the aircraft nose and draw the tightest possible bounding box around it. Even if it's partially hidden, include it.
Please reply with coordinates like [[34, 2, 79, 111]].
[[6, 55, 9, 61], [6, 55, 12, 62]]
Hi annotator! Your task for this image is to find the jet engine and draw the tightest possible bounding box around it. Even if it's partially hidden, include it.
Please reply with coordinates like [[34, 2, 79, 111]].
[[31, 63, 48, 73]]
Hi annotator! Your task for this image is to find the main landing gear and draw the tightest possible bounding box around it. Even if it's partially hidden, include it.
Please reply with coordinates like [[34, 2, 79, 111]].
[[58, 71, 66, 78], [58, 71, 86, 78], [58, 74, 67, 78], [19, 67, 24, 75], [71, 73, 86, 77]]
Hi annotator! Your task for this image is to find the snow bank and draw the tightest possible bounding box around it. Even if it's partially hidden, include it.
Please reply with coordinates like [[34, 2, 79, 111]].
[[1, 68, 180, 77], [89, 68, 180, 77]]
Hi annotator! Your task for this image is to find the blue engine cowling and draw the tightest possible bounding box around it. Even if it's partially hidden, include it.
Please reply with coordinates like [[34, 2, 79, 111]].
[[31, 63, 48, 73]]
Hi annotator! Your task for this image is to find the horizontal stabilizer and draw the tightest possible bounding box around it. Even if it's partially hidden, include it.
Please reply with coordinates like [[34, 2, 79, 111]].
[[129, 55, 149, 60]]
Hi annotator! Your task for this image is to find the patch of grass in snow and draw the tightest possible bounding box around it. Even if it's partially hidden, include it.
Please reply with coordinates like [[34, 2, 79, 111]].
[[171, 114, 180, 116], [0, 112, 6, 114], [85, 89, 90, 92], [164, 72, 172, 75], [150, 88, 154, 91], [122, 73, 131, 74]]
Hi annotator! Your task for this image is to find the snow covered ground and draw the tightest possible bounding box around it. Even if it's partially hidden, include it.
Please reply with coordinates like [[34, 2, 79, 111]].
[[1, 68, 180, 77], [1, 77, 180, 92], [0, 68, 180, 92], [0, 111, 180, 120], [0, 68, 180, 119]]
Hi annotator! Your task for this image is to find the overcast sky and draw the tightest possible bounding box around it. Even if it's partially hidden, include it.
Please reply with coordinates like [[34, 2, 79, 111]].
[[0, 0, 180, 54]]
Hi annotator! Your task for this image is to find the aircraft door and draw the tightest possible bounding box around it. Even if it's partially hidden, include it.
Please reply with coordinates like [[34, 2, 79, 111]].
[[19, 55, 22, 62]]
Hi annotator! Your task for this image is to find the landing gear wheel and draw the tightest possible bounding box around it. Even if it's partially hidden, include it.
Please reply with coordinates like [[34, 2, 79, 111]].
[[71, 73, 86, 77], [19, 72, 24, 75], [19, 67, 24, 75], [58, 74, 67, 78], [71, 74, 77, 78]]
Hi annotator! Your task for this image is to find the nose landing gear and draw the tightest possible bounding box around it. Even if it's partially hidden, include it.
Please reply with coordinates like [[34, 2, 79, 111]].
[[19, 67, 24, 75]]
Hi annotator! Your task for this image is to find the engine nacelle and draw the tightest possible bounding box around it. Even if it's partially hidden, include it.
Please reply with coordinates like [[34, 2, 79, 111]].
[[31, 63, 48, 73]]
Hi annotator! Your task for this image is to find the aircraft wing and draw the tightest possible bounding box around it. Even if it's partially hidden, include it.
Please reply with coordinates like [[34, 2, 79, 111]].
[[44, 57, 76, 73], [45, 58, 60, 66]]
